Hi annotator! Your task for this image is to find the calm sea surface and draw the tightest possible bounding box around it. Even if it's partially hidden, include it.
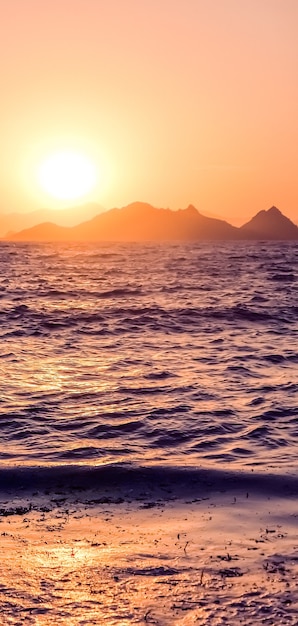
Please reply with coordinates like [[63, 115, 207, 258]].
[[0, 241, 297, 479]]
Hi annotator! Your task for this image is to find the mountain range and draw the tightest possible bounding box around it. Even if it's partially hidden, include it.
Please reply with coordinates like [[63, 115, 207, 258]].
[[4, 203, 298, 242]]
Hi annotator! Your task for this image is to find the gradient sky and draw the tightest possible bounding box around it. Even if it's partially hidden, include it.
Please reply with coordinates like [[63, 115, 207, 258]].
[[1, 0, 297, 224]]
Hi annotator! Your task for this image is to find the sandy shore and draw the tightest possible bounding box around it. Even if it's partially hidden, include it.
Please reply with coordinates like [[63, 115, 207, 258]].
[[0, 471, 297, 625]]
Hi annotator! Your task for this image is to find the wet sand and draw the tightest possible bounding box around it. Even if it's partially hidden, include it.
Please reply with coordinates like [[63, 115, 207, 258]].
[[0, 472, 297, 625]]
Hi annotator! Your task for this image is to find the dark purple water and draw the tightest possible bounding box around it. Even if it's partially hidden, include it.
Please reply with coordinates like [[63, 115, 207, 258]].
[[0, 241, 297, 487]]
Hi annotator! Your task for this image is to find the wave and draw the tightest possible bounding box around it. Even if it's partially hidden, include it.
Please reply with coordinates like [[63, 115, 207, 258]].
[[1, 302, 297, 338], [0, 463, 297, 499]]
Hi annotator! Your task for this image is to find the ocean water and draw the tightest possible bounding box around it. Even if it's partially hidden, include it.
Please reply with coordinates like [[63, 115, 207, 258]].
[[0, 241, 297, 485]]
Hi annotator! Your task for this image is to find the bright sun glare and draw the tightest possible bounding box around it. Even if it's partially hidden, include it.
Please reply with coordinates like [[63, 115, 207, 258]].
[[38, 151, 97, 201]]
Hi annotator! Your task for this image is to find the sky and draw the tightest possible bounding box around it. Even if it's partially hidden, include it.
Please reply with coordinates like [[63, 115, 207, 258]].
[[0, 0, 298, 225]]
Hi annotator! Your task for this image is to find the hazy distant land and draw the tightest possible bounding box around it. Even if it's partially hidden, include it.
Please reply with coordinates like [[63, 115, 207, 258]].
[[0, 202, 104, 238], [3, 203, 298, 241]]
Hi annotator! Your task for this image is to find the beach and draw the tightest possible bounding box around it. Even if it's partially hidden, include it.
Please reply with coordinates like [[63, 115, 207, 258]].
[[1, 466, 297, 625]]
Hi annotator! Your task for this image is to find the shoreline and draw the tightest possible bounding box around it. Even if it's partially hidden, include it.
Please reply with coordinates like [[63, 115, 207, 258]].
[[0, 471, 297, 624]]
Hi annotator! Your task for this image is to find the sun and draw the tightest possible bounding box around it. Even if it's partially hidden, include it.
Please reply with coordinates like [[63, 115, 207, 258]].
[[38, 151, 97, 201]]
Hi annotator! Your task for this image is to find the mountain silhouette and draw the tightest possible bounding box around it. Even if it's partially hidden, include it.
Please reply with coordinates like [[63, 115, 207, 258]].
[[240, 206, 298, 239], [6, 202, 298, 242], [7, 202, 238, 242]]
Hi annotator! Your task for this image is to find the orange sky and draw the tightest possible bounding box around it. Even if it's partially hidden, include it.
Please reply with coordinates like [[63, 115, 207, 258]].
[[0, 0, 297, 225]]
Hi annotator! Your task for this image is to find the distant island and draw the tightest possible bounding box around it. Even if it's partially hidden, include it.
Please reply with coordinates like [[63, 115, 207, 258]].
[[4, 203, 298, 242]]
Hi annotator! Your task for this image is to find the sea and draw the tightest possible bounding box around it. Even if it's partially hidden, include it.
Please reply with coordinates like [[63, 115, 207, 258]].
[[0, 240, 297, 490]]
